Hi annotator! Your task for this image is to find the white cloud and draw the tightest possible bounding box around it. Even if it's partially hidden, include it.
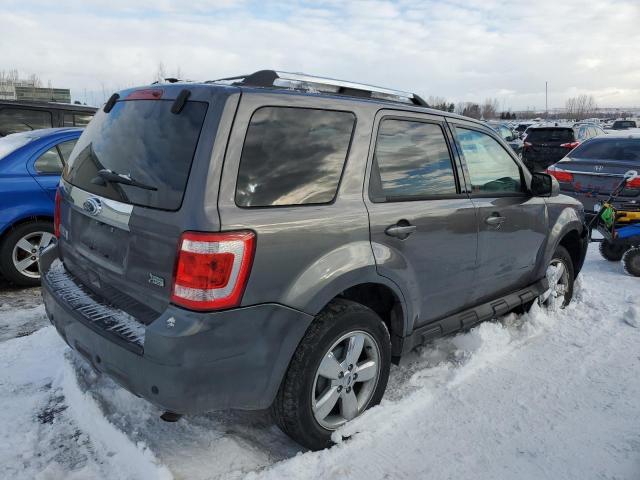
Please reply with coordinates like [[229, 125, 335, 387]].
[[1, 0, 639, 110]]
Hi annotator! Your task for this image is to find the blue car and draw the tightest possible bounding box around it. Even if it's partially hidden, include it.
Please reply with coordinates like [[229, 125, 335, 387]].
[[0, 127, 82, 285]]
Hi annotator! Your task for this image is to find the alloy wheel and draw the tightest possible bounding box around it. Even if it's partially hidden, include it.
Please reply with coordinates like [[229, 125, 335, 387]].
[[311, 330, 381, 430], [11, 231, 54, 280], [539, 258, 570, 309]]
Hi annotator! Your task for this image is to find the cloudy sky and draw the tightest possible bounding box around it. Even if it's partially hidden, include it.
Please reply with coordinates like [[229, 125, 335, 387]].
[[2, 0, 639, 110]]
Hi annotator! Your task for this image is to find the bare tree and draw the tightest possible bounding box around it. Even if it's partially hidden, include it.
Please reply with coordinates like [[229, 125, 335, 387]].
[[565, 94, 598, 120], [457, 102, 482, 119], [481, 98, 500, 120]]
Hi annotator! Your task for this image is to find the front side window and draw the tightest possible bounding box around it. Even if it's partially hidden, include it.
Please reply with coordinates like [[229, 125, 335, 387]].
[[236, 107, 355, 207], [456, 128, 523, 194], [0, 108, 52, 136], [370, 119, 457, 201], [34, 146, 63, 174]]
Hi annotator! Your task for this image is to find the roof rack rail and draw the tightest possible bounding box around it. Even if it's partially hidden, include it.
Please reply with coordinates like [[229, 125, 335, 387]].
[[207, 70, 428, 107]]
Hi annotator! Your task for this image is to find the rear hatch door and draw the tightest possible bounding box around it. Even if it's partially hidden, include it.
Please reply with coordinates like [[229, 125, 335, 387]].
[[523, 127, 575, 168], [58, 89, 213, 320]]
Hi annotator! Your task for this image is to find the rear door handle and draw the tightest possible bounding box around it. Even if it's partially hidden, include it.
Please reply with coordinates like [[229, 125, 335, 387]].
[[485, 215, 506, 226], [385, 223, 417, 239]]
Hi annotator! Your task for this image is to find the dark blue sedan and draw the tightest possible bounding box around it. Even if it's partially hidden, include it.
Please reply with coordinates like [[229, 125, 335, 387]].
[[0, 127, 82, 285]]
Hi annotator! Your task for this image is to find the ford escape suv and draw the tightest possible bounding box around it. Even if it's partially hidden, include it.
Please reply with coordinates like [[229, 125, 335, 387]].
[[40, 71, 588, 450]]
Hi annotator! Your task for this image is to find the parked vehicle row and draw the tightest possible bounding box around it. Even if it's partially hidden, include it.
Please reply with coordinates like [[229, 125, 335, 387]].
[[37, 70, 588, 450], [0, 100, 96, 137]]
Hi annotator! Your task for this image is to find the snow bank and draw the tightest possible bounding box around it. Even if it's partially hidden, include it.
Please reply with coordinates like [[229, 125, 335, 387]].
[[0, 245, 639, 479]]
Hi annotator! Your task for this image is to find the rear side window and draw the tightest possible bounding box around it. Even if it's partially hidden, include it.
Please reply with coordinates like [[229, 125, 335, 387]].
[[57, 139, 77, 163], [35, 146, 64, 174], [64, 113, 93, 127], [235, 107, 355, 207], [569, 139, 640, 162], [526, 128, 574, 143], [63, 100, 207, 210], [0, 108, 52, 136], [456, 128, 523, 194], [370, 119, 457, 201]]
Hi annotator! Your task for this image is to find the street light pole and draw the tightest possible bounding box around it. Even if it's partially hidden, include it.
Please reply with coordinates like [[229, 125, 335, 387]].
[[545, 81, 548, 118]]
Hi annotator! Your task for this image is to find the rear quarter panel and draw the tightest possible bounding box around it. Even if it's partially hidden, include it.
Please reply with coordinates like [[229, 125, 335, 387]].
[[216, 91, 391, 316]]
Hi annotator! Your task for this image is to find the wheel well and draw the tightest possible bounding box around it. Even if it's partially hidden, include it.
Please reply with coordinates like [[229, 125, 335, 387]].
[[0, 216, 53, 244], [558, 229, 584, 275], [338, 283, 405, 361]]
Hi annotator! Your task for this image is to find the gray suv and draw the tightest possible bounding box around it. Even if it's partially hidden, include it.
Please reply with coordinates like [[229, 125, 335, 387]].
[[40, 71, 589, 450]]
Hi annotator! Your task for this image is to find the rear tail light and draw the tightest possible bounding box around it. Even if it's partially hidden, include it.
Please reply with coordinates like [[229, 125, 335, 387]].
[[546, 167, 574, 183], [171, 231, 256, 311], [126, 88, 164, 100], [627, 177, 640, 189], [54, 188, 61, 238], [560, 141, 580, 149]]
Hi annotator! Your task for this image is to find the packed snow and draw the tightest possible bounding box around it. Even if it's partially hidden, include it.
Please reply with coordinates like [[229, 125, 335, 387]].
[[0, 245, 639, 479]]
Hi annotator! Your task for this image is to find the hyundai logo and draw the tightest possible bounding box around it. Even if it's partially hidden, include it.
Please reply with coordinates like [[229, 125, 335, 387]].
[[82, 197, 102, 216]]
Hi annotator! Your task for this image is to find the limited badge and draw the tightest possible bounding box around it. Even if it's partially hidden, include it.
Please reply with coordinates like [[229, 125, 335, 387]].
[[148, 273, 165, 287]]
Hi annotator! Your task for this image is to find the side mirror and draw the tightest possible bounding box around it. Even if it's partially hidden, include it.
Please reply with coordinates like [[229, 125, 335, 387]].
[[530, 172, 560, 197]]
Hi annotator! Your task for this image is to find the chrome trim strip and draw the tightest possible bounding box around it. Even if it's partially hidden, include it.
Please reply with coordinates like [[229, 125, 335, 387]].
[[61, 179, 133, 231], [559, 170, 625, 178]]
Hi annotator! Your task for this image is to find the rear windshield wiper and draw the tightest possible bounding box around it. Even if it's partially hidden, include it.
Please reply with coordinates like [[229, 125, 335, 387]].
[[95, 169, 158, 191]]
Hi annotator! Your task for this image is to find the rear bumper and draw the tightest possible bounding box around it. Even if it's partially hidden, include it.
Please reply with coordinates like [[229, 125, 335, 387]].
[[40, 244, 314, 414]]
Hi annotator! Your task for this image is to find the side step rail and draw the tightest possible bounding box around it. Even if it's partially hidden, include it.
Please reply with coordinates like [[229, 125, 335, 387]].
[[402, 279, 547, 354]]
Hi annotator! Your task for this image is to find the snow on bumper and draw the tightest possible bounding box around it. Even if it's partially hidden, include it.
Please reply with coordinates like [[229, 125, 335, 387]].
[[40, 244, 314, 414]]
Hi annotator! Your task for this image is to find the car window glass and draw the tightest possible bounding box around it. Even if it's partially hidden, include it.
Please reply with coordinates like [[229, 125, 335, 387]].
[[525, 129, 573, 143], [34, 146, 63, 174], [64, 113, 93, 127], [569, 139, 640, 161], [0, 108, 52, 136], [236, 107, 355, 207], [456, 128, 522, 194], [370, 119, 457, 201], [56, 139, 78, 163]]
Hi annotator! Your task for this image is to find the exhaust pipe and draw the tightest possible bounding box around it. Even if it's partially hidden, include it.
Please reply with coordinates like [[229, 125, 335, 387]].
[[160, 411, 182, 422]]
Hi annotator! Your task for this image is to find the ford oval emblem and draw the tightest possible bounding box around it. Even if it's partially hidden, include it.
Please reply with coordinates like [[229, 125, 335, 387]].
[[82, 197, 102, 216]]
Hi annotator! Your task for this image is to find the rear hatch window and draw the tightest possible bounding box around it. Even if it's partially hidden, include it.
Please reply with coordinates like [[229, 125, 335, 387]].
[[569, 139, 640, 161], [526, 128, 574, 143], [63, 99, 207, 210]]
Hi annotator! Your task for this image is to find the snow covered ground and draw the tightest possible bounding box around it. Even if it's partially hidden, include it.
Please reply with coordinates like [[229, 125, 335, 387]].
[[0, 245, 639, 480]]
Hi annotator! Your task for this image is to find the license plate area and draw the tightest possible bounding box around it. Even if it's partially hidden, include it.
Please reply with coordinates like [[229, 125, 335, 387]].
[[71, 210, 129, 268]]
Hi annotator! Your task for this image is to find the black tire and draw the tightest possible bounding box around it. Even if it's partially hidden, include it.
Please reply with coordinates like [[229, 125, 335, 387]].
[[0, 221, 54, 286], [271, 298, 391, 451], [623, 247, 640, 277], [542, 245, 575, 308], [599, 240, 627, 262]]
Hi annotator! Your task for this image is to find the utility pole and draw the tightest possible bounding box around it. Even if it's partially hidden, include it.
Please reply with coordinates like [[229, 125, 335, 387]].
[[545, 81, 548, 118]]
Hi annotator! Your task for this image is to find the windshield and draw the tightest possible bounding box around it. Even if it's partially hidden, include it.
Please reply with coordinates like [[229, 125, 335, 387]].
[[569, 139, 640, 162], [0, 132, 34, 160], [63, 99, 207, 210]]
